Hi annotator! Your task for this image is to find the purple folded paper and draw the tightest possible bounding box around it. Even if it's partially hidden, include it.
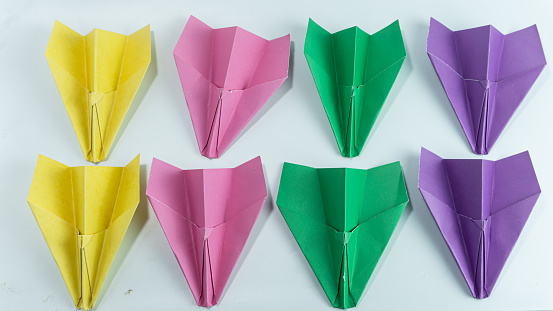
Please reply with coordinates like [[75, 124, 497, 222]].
[[427, 18, 546, 154], [418, 148, 541, 298]]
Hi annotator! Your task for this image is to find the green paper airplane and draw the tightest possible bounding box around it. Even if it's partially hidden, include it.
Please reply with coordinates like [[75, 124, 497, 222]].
[[276, 161, 409, 309], [304, 19, 406, 157]]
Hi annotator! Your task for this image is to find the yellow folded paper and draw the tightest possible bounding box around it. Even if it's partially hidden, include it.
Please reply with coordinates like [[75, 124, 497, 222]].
[[46, 21, 151, 162], [27, 155, 140, 310]]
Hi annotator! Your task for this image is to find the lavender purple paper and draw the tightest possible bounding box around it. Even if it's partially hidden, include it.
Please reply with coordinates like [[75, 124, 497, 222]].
[[418, 148, 541, 298], [427, 18, 546, 155]]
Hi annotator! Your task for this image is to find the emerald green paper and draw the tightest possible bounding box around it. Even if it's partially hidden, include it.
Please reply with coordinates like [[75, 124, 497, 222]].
[[276, 162, 409, 309], [304, 19, 406, 157]]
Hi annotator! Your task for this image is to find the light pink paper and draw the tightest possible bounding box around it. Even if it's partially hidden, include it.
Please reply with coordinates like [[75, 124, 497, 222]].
[[174, 16, 290, 158], [146, 156, 267, 307]]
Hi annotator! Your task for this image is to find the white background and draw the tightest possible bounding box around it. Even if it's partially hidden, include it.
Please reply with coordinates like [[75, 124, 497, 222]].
[[1, 0, 552, 310]]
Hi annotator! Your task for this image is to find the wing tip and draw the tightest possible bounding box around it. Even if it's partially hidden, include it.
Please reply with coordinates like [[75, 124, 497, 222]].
[[427, 17, 453, 53], [238, 156, 262, 169], [174, 15, 213, 55], [45, 20, 81, 56], [418, 147, 442, 189], [36, 154, 68, 169], [304, 18, 330, 53], [236, 156, 267, 197], [125, 154, 141, 171], [501, 150, 541, 194]]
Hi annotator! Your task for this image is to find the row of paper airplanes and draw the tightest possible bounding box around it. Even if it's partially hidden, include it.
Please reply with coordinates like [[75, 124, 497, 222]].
[[28, 14, 546, 310], [27, 151, 542, 309]]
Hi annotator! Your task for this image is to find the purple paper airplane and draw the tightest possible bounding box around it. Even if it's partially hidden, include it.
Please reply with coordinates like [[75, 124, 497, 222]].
[[427, 18, 546, 155], [418, 148, 541, 298]]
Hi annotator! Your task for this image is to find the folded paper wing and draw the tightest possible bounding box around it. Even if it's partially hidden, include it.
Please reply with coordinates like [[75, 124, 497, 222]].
[[304, 19, 406, 158], [418, 148, 541, 298], [27, 155, 140, 310], [427, 18, 546, 155], [276, 162, 408, 309], [146, 156, 267, 307], [46, 21, 151, 162], [174, 16, 290, 158]]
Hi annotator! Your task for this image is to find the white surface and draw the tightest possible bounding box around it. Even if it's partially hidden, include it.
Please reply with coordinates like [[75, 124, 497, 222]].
[[1, 0, 552, 310]]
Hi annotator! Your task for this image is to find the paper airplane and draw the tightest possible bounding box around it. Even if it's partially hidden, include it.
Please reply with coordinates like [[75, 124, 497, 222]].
[[276, 161, 408, 308], [427, 18, 546, 155], [27, 155, 140, 310], [418, 148, 541, 298], [146, 156, 267, 307], [173, 16, 290, 158], [304, 19, 406, 157], [46, 21, 151, 162]]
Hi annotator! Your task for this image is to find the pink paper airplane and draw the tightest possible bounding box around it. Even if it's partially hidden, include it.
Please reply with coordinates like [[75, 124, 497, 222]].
[[173, 16, 290, 158], [146, 156, 267, 307]]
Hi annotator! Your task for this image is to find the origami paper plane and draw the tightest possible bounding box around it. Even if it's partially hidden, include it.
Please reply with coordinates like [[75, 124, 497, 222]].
[[427, 18, 546, 155], [304, 19, 406, 157], [418, 148, 541, 298], [146, 156, 267, 307], [276, 161, 408, 308], [46, 21, 151, 162], [173, 16, 290, 159], [27, 155, 140, 310]]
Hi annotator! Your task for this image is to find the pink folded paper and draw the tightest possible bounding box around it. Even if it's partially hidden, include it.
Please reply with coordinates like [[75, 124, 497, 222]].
[[174, 16, 290, 158], [146, 156, 267, 307]]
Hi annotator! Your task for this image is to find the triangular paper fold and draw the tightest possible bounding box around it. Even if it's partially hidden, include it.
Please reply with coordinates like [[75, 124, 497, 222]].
[[27, 155, 140, 310], [146, 156, 267, 307], [304, 19, 406, 157], [276, 161, 409, 308], [173, 16, 290, 158], [427, 18, 546, 154], [46, 21, 151, 162], [418, 147, 541, 298]]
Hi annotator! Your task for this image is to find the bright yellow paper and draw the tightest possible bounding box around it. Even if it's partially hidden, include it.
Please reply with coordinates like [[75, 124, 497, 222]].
[[27, 155, 140, 310], [45, 21, 151, 163]]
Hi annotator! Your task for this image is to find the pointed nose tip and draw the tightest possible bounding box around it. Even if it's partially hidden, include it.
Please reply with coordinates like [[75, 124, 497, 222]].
[[202, 150, 220, 159], [198, 296, 217, 308], [474, 290, 490, 299], [472, 144, 488, 155], [201, 132, 220, 159], [341, 148, 359, 158]]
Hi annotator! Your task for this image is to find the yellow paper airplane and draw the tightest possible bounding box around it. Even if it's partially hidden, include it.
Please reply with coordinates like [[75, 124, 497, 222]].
[[27, 155, 140, 310], [45, 21, 151, 162]]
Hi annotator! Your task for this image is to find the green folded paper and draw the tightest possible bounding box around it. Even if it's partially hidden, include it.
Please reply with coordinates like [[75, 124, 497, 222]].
[[276, 161, 409, 308], [304, 19, 406, 157]]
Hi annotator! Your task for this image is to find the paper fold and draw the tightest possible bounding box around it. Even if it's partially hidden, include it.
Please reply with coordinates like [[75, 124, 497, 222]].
[[304, 19, 406, 157], [146, 156, 267, 307], [174, 16, 290, 158], [276, 161, 409, 308], [418, 147, 541, 298], [46, 21, 151, 162], [427, 18, 546, 154], [27, 155, 140, 310]]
